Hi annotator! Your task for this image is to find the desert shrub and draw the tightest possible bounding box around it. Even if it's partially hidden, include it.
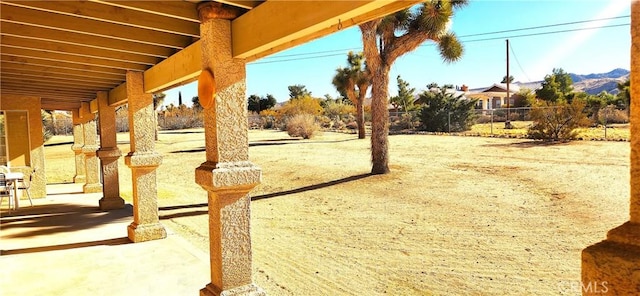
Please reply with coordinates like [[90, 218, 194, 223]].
[[317, 116, 333, 129], [599, 105, 629, 124], [346, 121, 358, 130], [41, 110, 53, 142], [279, 96, 323, 117], [323, 101, 355, 119], [527, 99, 590, 141], [257, 109, 279, 129], [115, 105, 129, 132], [159, 104, 203, 130], [286, 114, 319, 139], [391, 112, 419, 131], [418, 88, 477, 132], [364, 105, 372, 122], [332, 119, 346, 130], [475, 114, 492, 124]]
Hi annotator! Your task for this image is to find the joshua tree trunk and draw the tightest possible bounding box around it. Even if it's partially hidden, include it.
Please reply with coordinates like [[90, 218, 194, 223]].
[[369, 65, 391, 174], [356, 97, 366, 139], [361, 21, 390, 174]]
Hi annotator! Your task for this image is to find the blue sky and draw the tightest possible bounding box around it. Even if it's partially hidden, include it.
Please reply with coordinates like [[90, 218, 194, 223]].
[[164, 0, 631, 105]]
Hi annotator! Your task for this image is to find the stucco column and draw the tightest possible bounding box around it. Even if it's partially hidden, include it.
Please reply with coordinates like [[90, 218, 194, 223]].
[[81, 115, 102, 193], [581, 2, 640, 294], [71, 109, 86, 184], [124, 71, 166, 242], [96, 91, 125, 210], [196, 3, 265, 296]]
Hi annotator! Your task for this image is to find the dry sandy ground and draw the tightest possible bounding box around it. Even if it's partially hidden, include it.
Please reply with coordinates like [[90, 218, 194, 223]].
[[44, 129, 630, 295]]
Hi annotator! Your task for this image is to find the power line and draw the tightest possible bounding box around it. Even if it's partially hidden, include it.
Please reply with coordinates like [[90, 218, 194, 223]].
[[248, 16, 630, 65], [250, 53, 348, 65], [260, 47, 361, 59], [461, 23, 629, 44], [457, 15, 629, 38], [509, 42, 531, 82]]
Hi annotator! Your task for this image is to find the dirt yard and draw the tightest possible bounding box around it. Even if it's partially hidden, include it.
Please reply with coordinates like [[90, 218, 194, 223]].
[[44, 129, 630, 295]]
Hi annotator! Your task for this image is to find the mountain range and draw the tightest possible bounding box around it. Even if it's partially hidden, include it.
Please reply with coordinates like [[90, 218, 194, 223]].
[[515, 68, 630, 95]]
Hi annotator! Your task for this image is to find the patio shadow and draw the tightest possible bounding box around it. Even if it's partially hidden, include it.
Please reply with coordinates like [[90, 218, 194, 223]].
[[0, 203, 133, 239], [1, 237, 130, 255]]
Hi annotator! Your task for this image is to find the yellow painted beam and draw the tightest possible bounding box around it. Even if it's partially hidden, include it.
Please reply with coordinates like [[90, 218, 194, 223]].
[[0, 4, 191, 49], [1, 55, 128, 76], [1, 22, 174, 58], [0, 46, 149, 71], [0, 35, 160, 66], [217, 0, 262, 10], [232, 1, 421, 60], [89, 99, 99, 114], [90, 0, 201, 23], [79, 102, 92, 119], [3, 0, 200, 37], [108, 82, 127, 107], [143, 41, 202, 93], [0, 66, 122, 85], [41, 100, 81, 111]]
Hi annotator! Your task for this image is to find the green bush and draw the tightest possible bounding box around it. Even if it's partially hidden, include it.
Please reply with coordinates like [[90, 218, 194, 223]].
[[418, 88, 477, 132], [286, 114, 319, 139], [527, 99, 590, 141]]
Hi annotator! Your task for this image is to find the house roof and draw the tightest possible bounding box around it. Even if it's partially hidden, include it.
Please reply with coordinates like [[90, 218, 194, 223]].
[[470, 83, 520, 94]]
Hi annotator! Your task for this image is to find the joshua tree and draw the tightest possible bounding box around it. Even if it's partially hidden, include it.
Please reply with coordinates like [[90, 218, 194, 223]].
[[359, 0, 467, 174], [332, 51, 370, 139]]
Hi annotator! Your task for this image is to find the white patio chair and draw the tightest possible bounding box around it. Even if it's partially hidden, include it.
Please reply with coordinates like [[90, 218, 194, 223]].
[[0, 165, 10, 174], [16, 168, 34, 206], [0, 173, 14, 210]]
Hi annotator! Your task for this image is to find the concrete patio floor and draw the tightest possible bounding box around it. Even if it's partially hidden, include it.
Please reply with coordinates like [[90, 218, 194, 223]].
[[0, 183, 210, 296]]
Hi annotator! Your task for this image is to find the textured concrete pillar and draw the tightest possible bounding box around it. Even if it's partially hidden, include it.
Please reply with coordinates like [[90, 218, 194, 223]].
[[81, 113, 102, 193], [196, 3, 264, 296], [631, 1, 640, 226], [124, 71, 166, 242], [96, 91, 125, 210], [71, 109, 86, 184], [582, 2, 640, 294]]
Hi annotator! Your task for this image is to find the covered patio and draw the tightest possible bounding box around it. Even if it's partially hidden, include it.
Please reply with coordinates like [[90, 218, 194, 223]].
[[1, 183, 211, 295], [0, 1, 639, 295]]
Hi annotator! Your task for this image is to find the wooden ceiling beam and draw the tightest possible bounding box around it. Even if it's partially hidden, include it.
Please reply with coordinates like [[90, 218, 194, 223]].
[[0, 86, 96, 98], [215, 0, 263, 10], [0, 35, 161, 66], [90, 0, 201, 23], [40, 100, 82, 111], [0, 4, 192, 49], [1, 56, 127, 76], [3, 0, 200, 37], [1, 72, 118, 88], [0, 76, 103, 90], [0, 46, 149, 71], [0, 22, 175, 58], [0, 62, 124, 82]]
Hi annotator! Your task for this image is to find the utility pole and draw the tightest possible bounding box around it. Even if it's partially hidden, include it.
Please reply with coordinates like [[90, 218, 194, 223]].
[[505, 39, 513, 129]]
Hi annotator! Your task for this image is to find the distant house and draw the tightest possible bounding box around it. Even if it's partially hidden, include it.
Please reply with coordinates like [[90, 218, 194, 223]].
[[467, 83, 520, 110], [411, 87, 468, 107]]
